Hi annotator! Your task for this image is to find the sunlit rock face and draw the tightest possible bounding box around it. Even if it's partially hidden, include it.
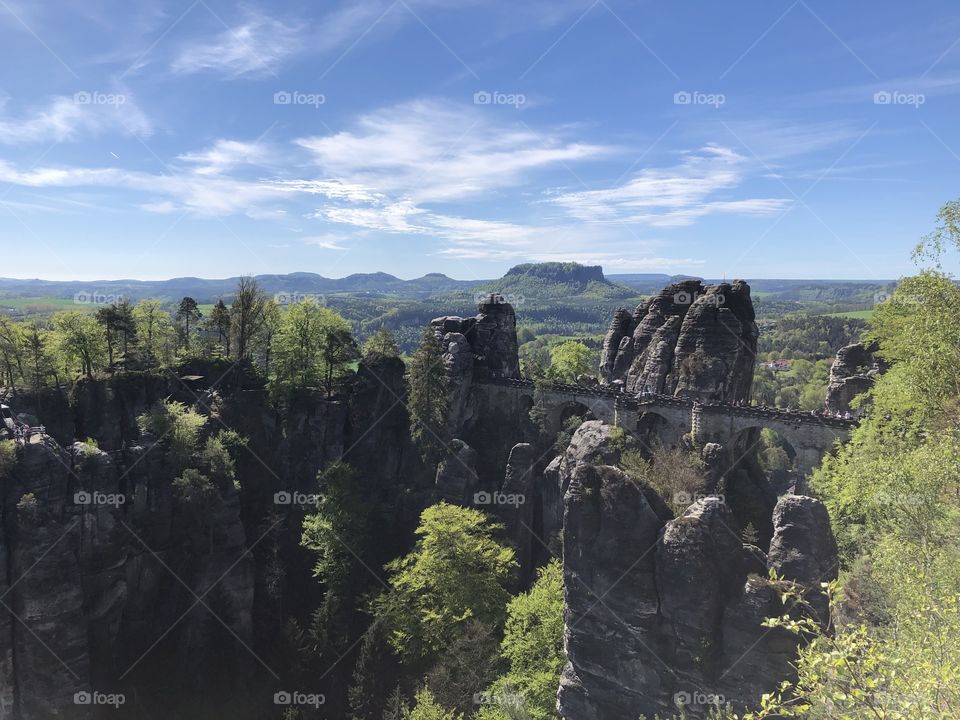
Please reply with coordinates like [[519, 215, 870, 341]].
[[825, 341, 884, 415], [557, 430, 838, 719], [600, 280, 758, 403]]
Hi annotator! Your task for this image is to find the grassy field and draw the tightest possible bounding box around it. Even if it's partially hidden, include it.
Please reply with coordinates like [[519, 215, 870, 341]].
[[0, 296, 97, 318], [824, 309, 874, 320]]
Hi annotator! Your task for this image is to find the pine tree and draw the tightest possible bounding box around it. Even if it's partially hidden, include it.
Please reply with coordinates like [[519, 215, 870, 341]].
[[208, 299, 231, 356], [406, 328, 449, 463], [175, 296, 203, 350]]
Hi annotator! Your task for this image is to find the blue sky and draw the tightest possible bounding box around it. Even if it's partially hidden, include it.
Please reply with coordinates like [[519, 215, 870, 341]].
[[1, 0, 959, 281]]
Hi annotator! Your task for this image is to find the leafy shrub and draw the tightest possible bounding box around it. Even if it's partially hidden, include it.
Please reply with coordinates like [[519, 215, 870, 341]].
[[137, 399, 206, 471]]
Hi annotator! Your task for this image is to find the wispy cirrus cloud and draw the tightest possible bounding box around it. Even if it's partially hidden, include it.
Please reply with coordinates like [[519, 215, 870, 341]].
[[171, 11, 301, 78], [302, 234, 350, 250], [0, 92, 152, 144], [295, 99, 611, 203], [549, 145, 790, 226]]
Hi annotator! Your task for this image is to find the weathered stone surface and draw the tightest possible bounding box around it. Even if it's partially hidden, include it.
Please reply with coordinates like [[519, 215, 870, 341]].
[[431, 294, 520, 382], [599, 308, 635, 383], [768, 494, 838, 621], [657, 498, 745, 671], [601, 280, 757, 403], [559, 464, 668, 720], [825, 341, 884, 415], [557, 424, 840, 719], [0, 431, 255, 718], [434, 438, 479, 505], [497, 443, 536, 582]]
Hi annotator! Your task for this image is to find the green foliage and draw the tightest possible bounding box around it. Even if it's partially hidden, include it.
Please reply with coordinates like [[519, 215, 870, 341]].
[[301, 462, 370, 589], [173, 468, 219, 547], [200, 433, 237, 490], [373, 502, 517, 664], [51, 310, 108, 378], [363, 326, 401, 361], [0, 440, 17, 478], [173, 468, 218, 508], [230, 277, 270, 359], [620, 446, 705, 513], [137, 399, 206, 472], [79, 438, 100, 457], [546, 340, 593, 382], [271, 299, 355, 396], [477, 560, 565, 720], [16, 492, 39, 524], [407, 328, 449, 462], [752, 358, 831, 409], [866, 271, 960, 420], [914, 197, 960, 268], [403, 688, 461, 720], [770, 208, 960, 720], [132, 299, 176, 365], [207, 298, 231, 355]]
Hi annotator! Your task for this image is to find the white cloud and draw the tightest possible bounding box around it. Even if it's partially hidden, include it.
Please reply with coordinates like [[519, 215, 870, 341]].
[[177, 139, 271, 175], [549, 145, 790, 226], [172, 12, 300, 77], [0, 93, 152, 144], [295, 99, 610, 203], [303, 234, 349, 250]]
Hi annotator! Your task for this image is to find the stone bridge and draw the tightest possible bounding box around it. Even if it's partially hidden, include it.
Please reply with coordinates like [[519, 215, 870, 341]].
[[474, 378, 856, 476]]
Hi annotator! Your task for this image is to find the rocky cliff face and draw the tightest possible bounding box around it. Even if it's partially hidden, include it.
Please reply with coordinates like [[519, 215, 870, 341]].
[[825, 341, 884, 415], [0, 436, 254, 719], [0, 356, 437, 719], [600, 280, 758, 402], [432, 294, 520, 383], [557, 424, 837, 719]]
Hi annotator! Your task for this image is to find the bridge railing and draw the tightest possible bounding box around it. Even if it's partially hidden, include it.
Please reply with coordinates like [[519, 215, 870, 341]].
[[472, 377, 858, 427]]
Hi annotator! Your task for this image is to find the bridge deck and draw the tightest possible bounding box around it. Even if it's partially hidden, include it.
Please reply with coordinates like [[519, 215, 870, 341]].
[[474, 377, 857, 428]]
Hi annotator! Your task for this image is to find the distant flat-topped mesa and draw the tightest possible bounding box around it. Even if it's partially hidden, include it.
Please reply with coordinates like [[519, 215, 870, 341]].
[[600, 279, 758, 403]]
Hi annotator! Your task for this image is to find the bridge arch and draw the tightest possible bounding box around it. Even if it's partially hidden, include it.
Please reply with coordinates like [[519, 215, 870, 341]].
[[728, 425, 800, 490], [634, 409, 687, 452], [548, 400, 595, 435]]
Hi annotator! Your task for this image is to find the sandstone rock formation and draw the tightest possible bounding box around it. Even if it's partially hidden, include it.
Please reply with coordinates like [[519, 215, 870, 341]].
[[432, 295, 521, 437], [0, 436, 254, 719], [434, 438, 480, 505], [432, 294, 520, 382], [825, 341, 884, 415], [600, 280, 758, 403], [557, 424, 838, 719]]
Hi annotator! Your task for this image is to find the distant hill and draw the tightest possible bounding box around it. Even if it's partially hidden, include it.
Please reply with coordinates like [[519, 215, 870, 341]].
[[475, 262, 637, 300], [0, 271, 481, 303], [0, 267, 897, 308], [608, 273, 703, 293]]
